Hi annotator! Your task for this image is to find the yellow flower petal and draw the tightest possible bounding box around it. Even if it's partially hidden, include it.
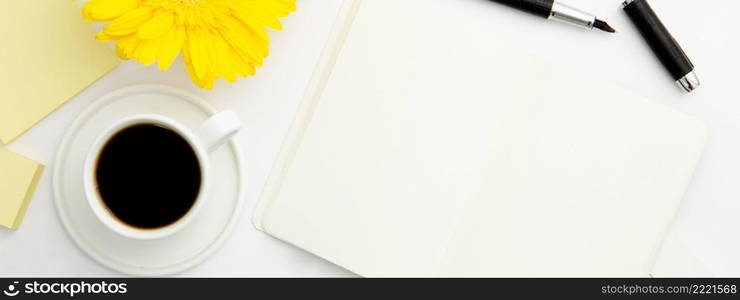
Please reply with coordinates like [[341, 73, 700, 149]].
[[136, 39, 160, 66], [83, 0, 139, 21], [231, 0, 295, 30], [103, 7, 152, 37], [157, 27, 186, 71], [219, 17, 266, 65], [118, 35, 142, 59], [83, 0, 296, 89], [184, 44, 214, 90], [95, 31, 118, 42], [138, 12, 174, 40], [115, 44, 131, 60], [210, 34, 237, 82], [187, 30, 206, 80]]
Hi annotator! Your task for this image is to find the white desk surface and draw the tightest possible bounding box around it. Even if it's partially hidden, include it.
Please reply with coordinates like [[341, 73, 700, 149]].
[[1, 0, 739, 277]]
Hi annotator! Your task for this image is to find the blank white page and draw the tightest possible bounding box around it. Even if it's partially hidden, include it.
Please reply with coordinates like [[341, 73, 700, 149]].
[[256, 0, 707, 277]]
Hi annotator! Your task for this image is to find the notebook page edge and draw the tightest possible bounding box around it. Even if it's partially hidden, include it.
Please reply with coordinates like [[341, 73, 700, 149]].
[[252, 0, 363, 232]]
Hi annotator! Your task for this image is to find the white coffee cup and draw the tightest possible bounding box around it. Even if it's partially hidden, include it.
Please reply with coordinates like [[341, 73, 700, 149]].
[[83, 111, 241, 240]]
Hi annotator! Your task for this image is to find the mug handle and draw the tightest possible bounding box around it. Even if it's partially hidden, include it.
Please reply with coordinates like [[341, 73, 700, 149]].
[[195, 110, 241, 153]]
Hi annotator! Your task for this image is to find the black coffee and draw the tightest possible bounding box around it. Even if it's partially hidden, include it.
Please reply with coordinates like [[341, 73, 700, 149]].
[[95, 124, 201, 229]]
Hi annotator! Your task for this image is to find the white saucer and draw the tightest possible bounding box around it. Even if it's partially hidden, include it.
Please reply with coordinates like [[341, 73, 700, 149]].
[[52, 85, 246, 276]]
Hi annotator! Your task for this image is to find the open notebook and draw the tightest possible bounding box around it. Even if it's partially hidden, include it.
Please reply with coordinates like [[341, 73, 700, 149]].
[[254, 0, 707, 277]]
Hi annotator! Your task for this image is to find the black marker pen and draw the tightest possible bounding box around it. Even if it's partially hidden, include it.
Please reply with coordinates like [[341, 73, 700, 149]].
[[488, 0, 615, 33], [623, 0, 699, 92]]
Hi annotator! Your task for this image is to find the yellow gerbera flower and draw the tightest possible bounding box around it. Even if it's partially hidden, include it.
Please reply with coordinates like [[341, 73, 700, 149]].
[[82, 0, 296, 89]]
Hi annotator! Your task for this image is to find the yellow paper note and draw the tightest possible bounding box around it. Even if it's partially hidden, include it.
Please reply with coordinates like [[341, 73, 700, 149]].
[[0, 0, 119, 144], [0, 149, 44, 229]]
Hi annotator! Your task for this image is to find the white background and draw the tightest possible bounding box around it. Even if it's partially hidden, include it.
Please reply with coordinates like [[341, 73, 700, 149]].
[[1, 0, 739, 276]]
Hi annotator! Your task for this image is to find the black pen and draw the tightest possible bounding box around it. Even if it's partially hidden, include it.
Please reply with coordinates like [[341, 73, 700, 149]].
[[488, 0, 616, 33], [623, 0, 699, 92]]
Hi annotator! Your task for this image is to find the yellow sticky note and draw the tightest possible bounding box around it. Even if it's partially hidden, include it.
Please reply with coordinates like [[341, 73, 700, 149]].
[[0, 149, 44, 229], [0, 0, 119, 144]]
